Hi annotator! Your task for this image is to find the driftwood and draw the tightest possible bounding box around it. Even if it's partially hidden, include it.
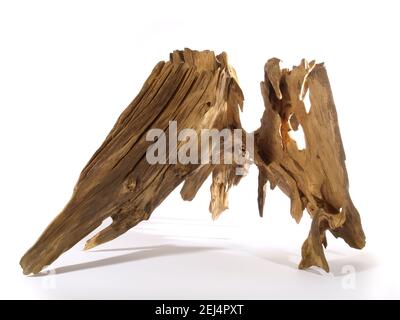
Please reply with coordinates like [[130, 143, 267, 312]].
[[20, 49, 365, 275], [255, 59, 365, 271]]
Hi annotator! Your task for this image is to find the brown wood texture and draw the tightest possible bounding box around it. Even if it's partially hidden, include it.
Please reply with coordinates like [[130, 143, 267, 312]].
[[20, 50, 365, 275], [255, 58, 365, 272]]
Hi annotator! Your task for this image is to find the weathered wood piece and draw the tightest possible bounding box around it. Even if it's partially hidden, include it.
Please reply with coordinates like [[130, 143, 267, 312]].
[[20, 50, 365, 275], [20, 49, 245, 275], [255, 58, 365, 272]]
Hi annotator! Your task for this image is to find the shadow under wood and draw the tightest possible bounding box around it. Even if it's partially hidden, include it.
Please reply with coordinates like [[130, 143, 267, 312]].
[[243, 245, 378, 277], [327, 252, 379, 277], [32, 244, 217, 276]]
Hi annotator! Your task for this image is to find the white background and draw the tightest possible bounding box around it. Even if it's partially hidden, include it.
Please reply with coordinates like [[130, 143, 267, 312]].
[[1, 0, 399, 299]]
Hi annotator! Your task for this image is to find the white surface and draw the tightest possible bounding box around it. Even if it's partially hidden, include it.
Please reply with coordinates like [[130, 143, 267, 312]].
[[0, 0, 399, 299]]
